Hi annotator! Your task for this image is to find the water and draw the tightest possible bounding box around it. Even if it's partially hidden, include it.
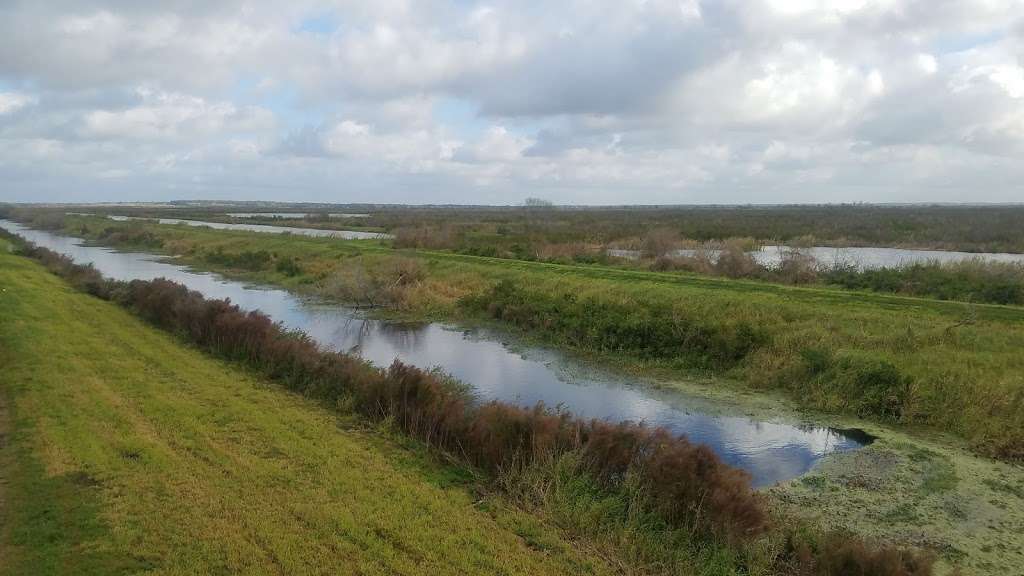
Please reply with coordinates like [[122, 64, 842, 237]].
[[106, 216, 390, 240], [609, 245, 1024, 270], [226, 212, 370, 219], [1, 220, 871, 487]]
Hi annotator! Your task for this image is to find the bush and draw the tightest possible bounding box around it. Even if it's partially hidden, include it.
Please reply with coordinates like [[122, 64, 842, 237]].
[[715, 242, 762, 279], [642, 227, 679, 259], [801, 350, 912, 420], [777, 248, 819, 284], [779, 531, 934, 576], [275, 256, 302, 277], [821, 259, 1024, 306], [97, 224, 164, 249], [203, 248, 271, 271], [320, 257, 424, 308]]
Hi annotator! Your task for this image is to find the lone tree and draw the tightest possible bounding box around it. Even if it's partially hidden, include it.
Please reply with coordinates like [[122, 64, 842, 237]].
[[523, 197, 554, 207]]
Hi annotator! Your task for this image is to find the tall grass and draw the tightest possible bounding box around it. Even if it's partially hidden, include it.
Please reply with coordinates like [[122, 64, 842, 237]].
[[466, 279, 767, 369], [822, 259, 1024, 305], [7, 230, 936, 575]]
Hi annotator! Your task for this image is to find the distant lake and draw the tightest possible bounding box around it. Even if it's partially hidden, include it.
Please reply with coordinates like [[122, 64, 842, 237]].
[[609, 245, 1024, 270], [106, 216, 390, 240], [227, 212, 371, 219]]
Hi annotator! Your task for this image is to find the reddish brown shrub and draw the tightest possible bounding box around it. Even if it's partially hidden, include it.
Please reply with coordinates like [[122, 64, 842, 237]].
[[642, 227, 679, 259], [580, 422, 766, 541], [781, 531, 935, 576]]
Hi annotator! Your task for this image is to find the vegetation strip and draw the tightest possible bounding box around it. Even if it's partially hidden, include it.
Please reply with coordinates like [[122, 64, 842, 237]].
[[3, 227, 938, 575], [115, 204, 1024, 306]]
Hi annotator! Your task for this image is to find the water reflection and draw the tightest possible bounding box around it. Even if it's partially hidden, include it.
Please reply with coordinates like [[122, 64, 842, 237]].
[[609, 245, 1024, 270], [1, 220, 873, 487], [226, 212, 371, 219], [106, 215, 390, 240]]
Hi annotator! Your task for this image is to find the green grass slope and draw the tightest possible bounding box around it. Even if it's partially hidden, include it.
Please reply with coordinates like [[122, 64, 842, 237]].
[[0, 241, 611, 576]]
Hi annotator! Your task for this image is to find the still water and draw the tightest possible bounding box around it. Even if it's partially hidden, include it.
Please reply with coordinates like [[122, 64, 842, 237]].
[[106, 215, 389, 240], [609, 245, 1024, 270], [226, 212, 371, 219], [2, 220, 871, 487]]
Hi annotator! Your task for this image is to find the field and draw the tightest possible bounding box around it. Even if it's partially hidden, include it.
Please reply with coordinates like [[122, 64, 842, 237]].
[[0, 238, 617, 576], [34, 213, 1024, 461]]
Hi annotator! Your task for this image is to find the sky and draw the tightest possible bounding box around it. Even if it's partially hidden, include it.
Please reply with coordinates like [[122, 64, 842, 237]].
[[0, 0, 1022, 205]]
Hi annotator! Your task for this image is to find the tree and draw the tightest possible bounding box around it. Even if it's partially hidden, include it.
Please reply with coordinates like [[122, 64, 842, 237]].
[[523, 197, 554, 207]]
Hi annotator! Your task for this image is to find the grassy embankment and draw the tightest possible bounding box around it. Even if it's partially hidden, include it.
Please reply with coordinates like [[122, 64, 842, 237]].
[[48, 215, 1024, 462], [0, 238, 621, 576]]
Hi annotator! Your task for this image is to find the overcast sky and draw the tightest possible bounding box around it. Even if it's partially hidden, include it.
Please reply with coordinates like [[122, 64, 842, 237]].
[[1, 0, 1022, 204]]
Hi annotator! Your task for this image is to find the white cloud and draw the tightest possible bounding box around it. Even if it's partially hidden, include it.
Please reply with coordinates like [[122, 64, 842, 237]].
[[81, 88, 272, 140], [986, 65, 1024, 98], [0, 92, 36, 115], [1, 0, 1024, 203], [320, 118, 458, 169], [916, 53, 938, 75]]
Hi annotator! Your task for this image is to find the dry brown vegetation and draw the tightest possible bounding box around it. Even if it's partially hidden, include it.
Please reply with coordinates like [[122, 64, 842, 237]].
[[320, 256, 426, 308]]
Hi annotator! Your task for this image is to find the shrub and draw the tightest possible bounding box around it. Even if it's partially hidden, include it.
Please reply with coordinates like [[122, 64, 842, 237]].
[[642, 227, 679, 259], [203, 248, 271, 271], [275, 256, 302, 277], [96, 224, 164, 249], [821, 259, 1024, 306], [715, 242, 762, 279], [320, 257, 424, 308], [22, 211, 68, 231], [802, 350, 912, 421], [535, 242, 605, 264], [779, 531, 935, 576], [777, 247, 819, 284]]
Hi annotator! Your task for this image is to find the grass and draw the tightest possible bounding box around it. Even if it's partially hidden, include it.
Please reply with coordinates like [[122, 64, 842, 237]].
[[0, 239, 618, 576], [44, 215, 1024, 461]]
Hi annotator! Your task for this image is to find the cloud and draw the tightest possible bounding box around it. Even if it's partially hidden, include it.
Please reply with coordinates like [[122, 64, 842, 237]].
[[0, 0, 1023, 203], [80, 88, 273, 140], [0, 92, 36, 115]]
